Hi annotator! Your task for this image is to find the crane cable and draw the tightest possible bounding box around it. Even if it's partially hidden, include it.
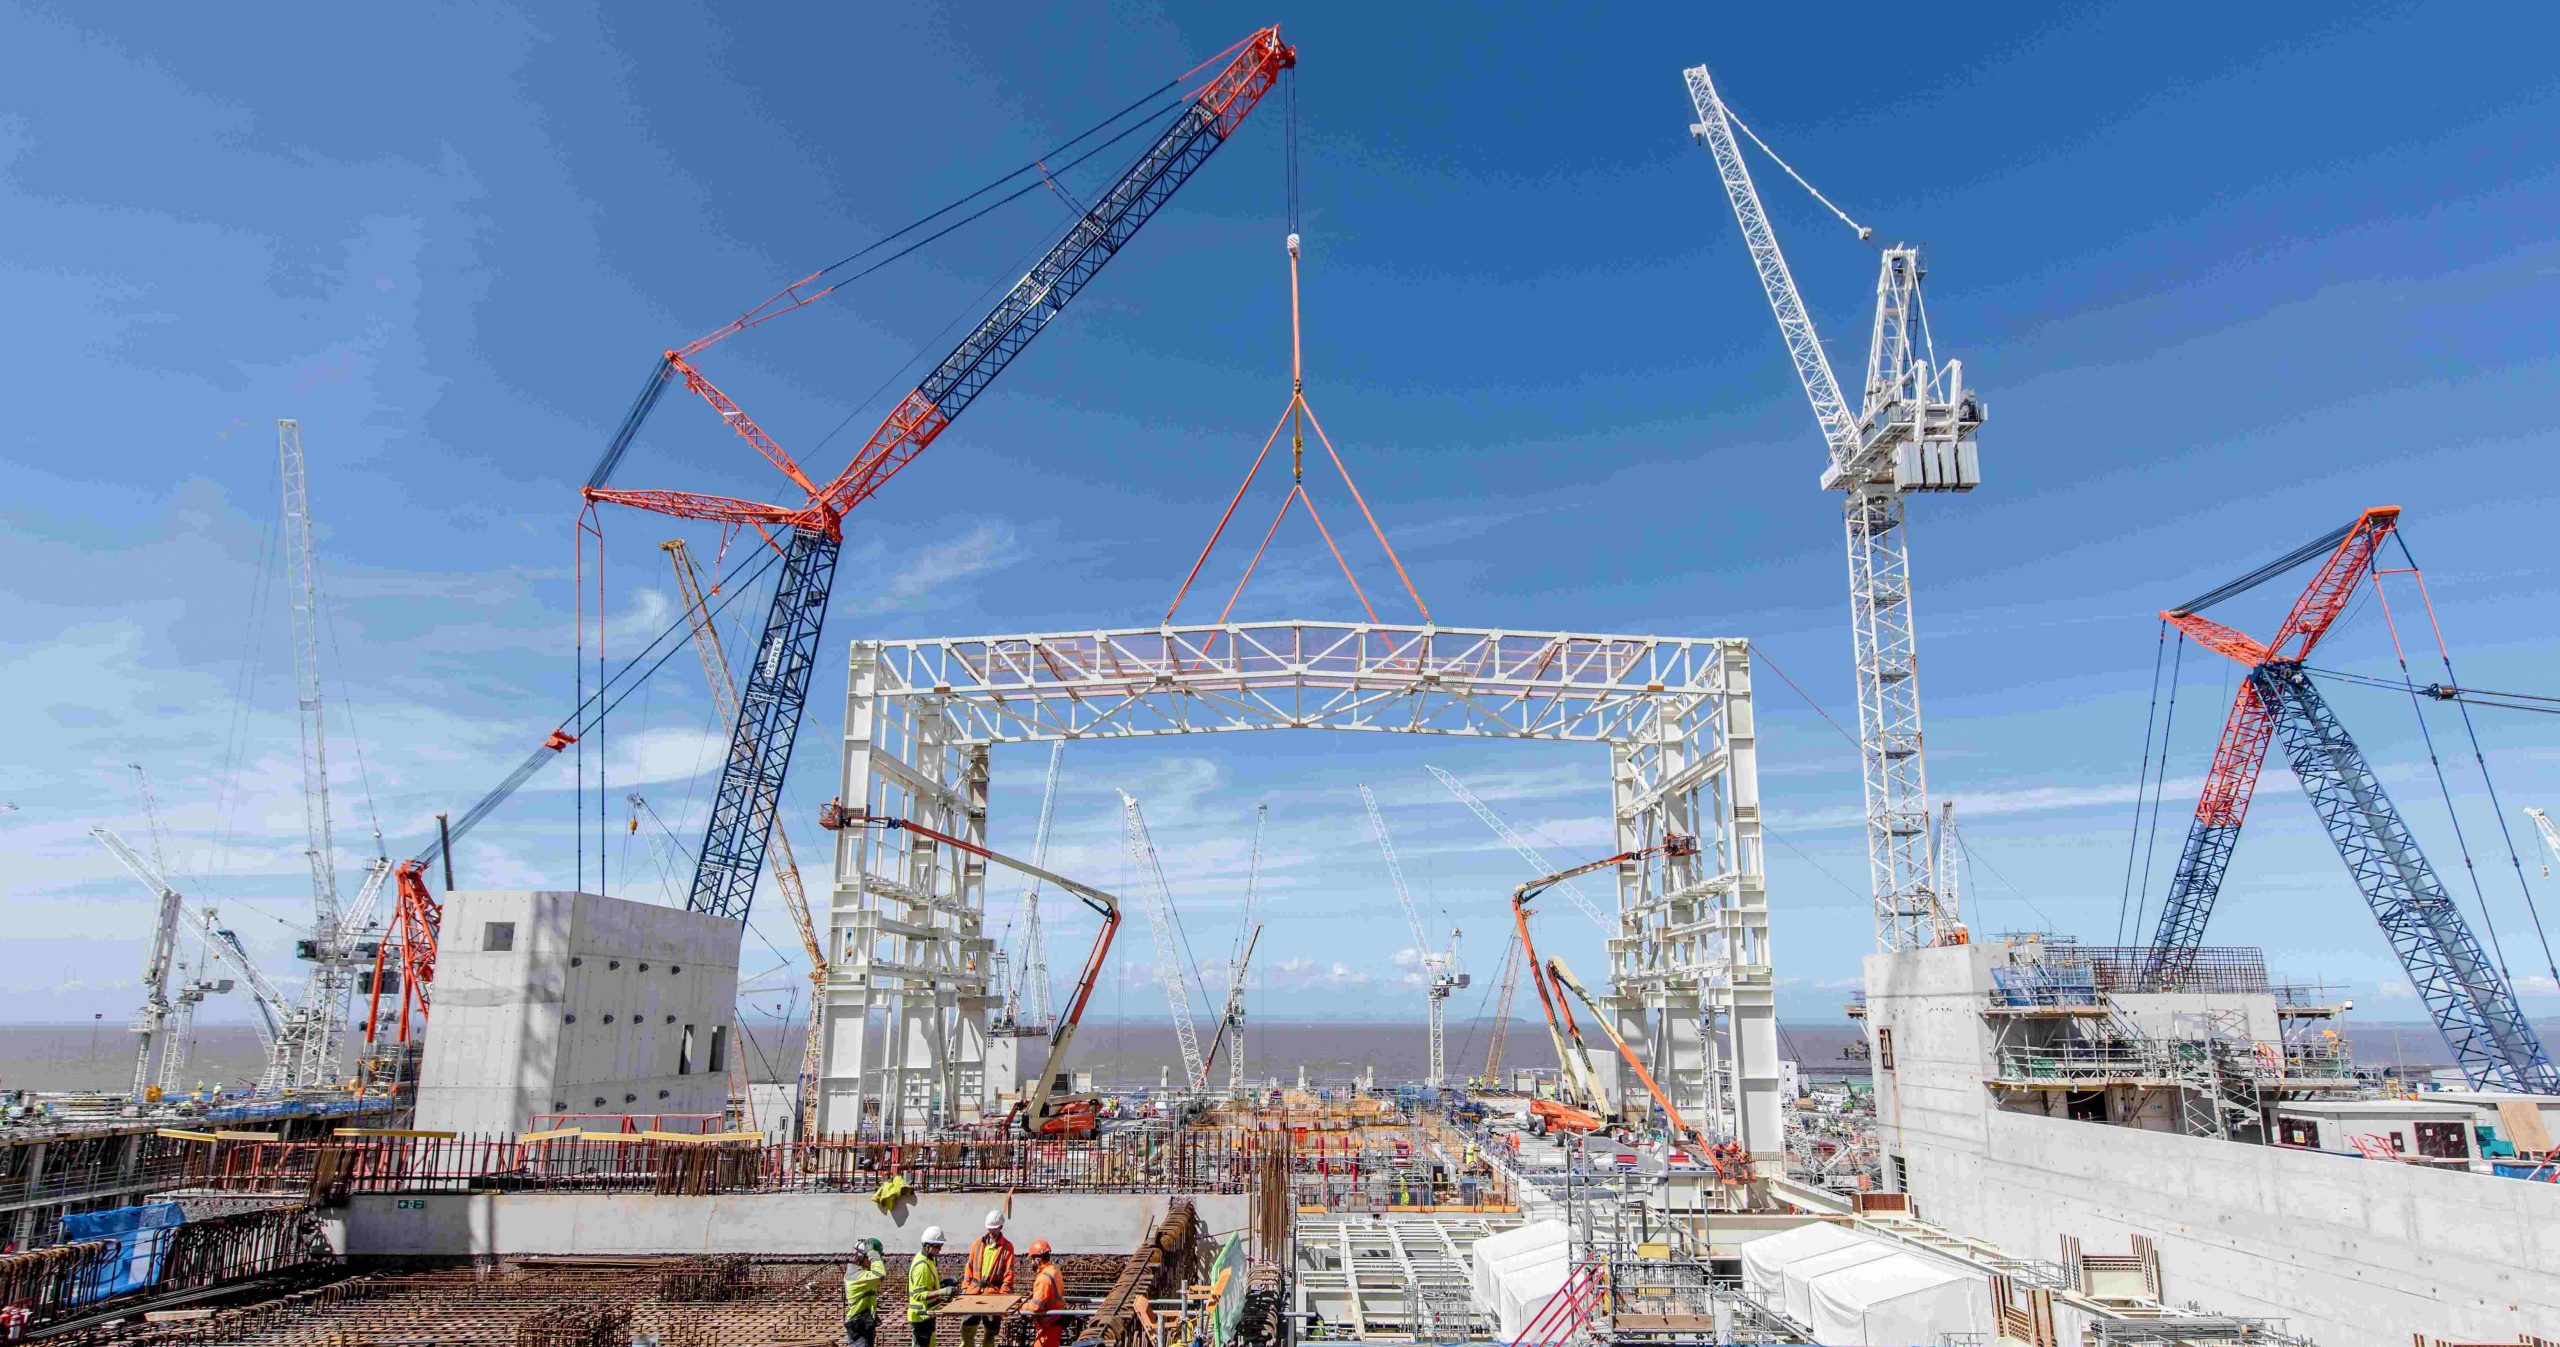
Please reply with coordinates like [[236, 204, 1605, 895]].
[[2127, 632, 2187, 946], [2367, 550, 2521, 989], [2115, 623, 2172, 946], [2375, 536, 2559, 991], [1724, 107, 1871, 242]]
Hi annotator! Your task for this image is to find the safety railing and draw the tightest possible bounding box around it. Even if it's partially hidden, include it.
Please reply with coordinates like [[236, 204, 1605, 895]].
[[178, 1127, 1270, 1198], [0, 1203, 330, 1333]]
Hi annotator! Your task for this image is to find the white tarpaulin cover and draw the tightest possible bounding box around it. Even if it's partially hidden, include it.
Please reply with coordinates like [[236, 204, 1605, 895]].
[[1469, 1220, 1571, 1341], [1805, 1253, 1992, 1346], [1781, 1242, 1902, 1328], [1738, 1223, 1872, 1310]]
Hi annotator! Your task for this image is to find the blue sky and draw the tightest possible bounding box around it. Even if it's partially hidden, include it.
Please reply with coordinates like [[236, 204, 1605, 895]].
[[6, 2, 2560, 1041]]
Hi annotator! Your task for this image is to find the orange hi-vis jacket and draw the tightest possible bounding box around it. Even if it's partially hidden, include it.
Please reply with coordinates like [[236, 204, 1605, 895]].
[[962, 1232, 1016, 1295], [1027, 1261, 1066, 1347]]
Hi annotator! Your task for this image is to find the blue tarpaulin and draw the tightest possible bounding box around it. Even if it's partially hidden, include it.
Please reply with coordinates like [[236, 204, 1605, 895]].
[[59, 1202, 183, 1303]]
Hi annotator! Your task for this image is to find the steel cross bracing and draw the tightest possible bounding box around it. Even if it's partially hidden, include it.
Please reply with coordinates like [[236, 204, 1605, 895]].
[[1122, 792, 1208, 1089], [1224, 802, 1267, 1091], [2253, 663, 2558, 1091], [823, 620, 1777, 1161], [584, 31, 1297, 927], [1685, 64, 1983, 956]]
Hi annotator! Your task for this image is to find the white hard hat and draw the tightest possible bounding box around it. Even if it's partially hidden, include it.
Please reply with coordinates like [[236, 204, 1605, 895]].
[[985, 1210, 1005, 1230], [921, 1226, 946, 1245]]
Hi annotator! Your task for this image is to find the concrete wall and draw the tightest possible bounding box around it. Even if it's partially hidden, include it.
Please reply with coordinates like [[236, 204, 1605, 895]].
[[416, 891, 743, 1134], [329, 1191, 1250, 1258], [1867, 944, 2560, 1347]]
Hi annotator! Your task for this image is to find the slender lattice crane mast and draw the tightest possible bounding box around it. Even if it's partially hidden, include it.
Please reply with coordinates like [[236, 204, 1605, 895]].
[[1121, 792, 1206, 1088], [1360, 784, 1460, 1088], [1011, 743, 1066, 1028], [278, 419, 362, 1085], [2530, 809, 2560, 877], [1225, 803, 1268, 1091], [1684, 62, 1983, 953]]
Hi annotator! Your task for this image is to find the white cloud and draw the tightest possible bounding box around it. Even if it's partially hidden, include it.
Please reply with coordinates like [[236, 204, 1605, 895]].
[[845, 523, 1022, 616]]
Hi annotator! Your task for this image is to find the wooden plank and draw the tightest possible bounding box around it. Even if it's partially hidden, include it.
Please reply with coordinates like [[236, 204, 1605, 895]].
[[155, 1129, 222, 1142], [2498, 1099, 2553, 1153], [938, 1294, 1023, 1316], [335, 1127, 457, 1138], [212, 1130, 279, 1141]]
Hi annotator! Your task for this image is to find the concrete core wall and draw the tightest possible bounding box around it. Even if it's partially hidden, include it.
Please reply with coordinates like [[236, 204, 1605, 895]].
[[415, 891, 743, 1134], [1866, 944, 2560, 1347], [330, 1191, 1249, 1258]]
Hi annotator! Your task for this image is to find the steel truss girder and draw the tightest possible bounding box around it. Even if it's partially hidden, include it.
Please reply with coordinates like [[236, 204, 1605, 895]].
[[2254, 663, 2559, 1092], [822, 621, 1773, 1152], [688, 529, 839, 921]]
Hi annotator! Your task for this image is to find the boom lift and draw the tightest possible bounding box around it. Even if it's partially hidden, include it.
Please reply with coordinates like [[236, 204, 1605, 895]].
[[2142, 508, 2557, 1092], [1510, 835, 1698, 1137], [831, 812, 1121, 1137]]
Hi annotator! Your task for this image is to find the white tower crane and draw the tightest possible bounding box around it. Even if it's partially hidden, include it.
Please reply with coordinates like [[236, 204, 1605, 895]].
[[2527, 808, 2560, 878], [1121, 792, 1206, 1090], [278, 418, 370, 1084], [1221, 804, 1269, 1091], [1426, 766, 1613, 933], [92, 827, 229, 1097], [1009, 743, 1066, 1028], [1684, 62, 1985, 953], [1358, 784, 1464, 1088]]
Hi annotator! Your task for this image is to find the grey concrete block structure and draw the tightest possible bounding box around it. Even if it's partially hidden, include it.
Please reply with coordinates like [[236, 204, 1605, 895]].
[[413, 891, 742, 1135]]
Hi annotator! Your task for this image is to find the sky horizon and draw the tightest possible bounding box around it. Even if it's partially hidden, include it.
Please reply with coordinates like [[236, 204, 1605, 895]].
[[6, 2, 2560, 1039]]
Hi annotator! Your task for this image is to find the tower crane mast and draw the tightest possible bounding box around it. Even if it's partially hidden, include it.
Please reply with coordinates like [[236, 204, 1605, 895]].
[[1121, 792, 1207, 1089], [96, 823, 185, 1099], [1359, 784, 1462, 1088], [1684, 62, 1983, 955], [1220, 804, 1268, 1092], [1009, 743, 1067, 1029]]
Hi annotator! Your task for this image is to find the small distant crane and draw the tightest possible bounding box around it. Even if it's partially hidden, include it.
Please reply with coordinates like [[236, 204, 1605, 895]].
[[1359, 784, 1464, 1088], [1211, 804, 1268, 1092], [1121, 793, 1207, 1089], [2526, 808, 2560, 878], [1005, 743, 1067, 1030]]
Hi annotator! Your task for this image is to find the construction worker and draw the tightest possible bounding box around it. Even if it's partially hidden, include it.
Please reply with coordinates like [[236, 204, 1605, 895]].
[[957, 1210, 1016, 1347], [910, 1227, 955, 1347], [1019, 1239, 1065, 1347], [843, 1240, 887, 1347]]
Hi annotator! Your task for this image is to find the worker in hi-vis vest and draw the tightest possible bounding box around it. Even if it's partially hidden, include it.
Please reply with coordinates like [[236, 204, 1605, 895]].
[[957, 1210, 1016, 1347], [842, 1239, 887, 1347], [1020, 1239, 1066, 1347], [909, 1227, 955, 1347]]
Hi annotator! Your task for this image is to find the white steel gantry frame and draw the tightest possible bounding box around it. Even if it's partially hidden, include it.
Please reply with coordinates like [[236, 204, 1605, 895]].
[[1684, 64, 1984, 954], [820, 620, 1777, 1173]]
